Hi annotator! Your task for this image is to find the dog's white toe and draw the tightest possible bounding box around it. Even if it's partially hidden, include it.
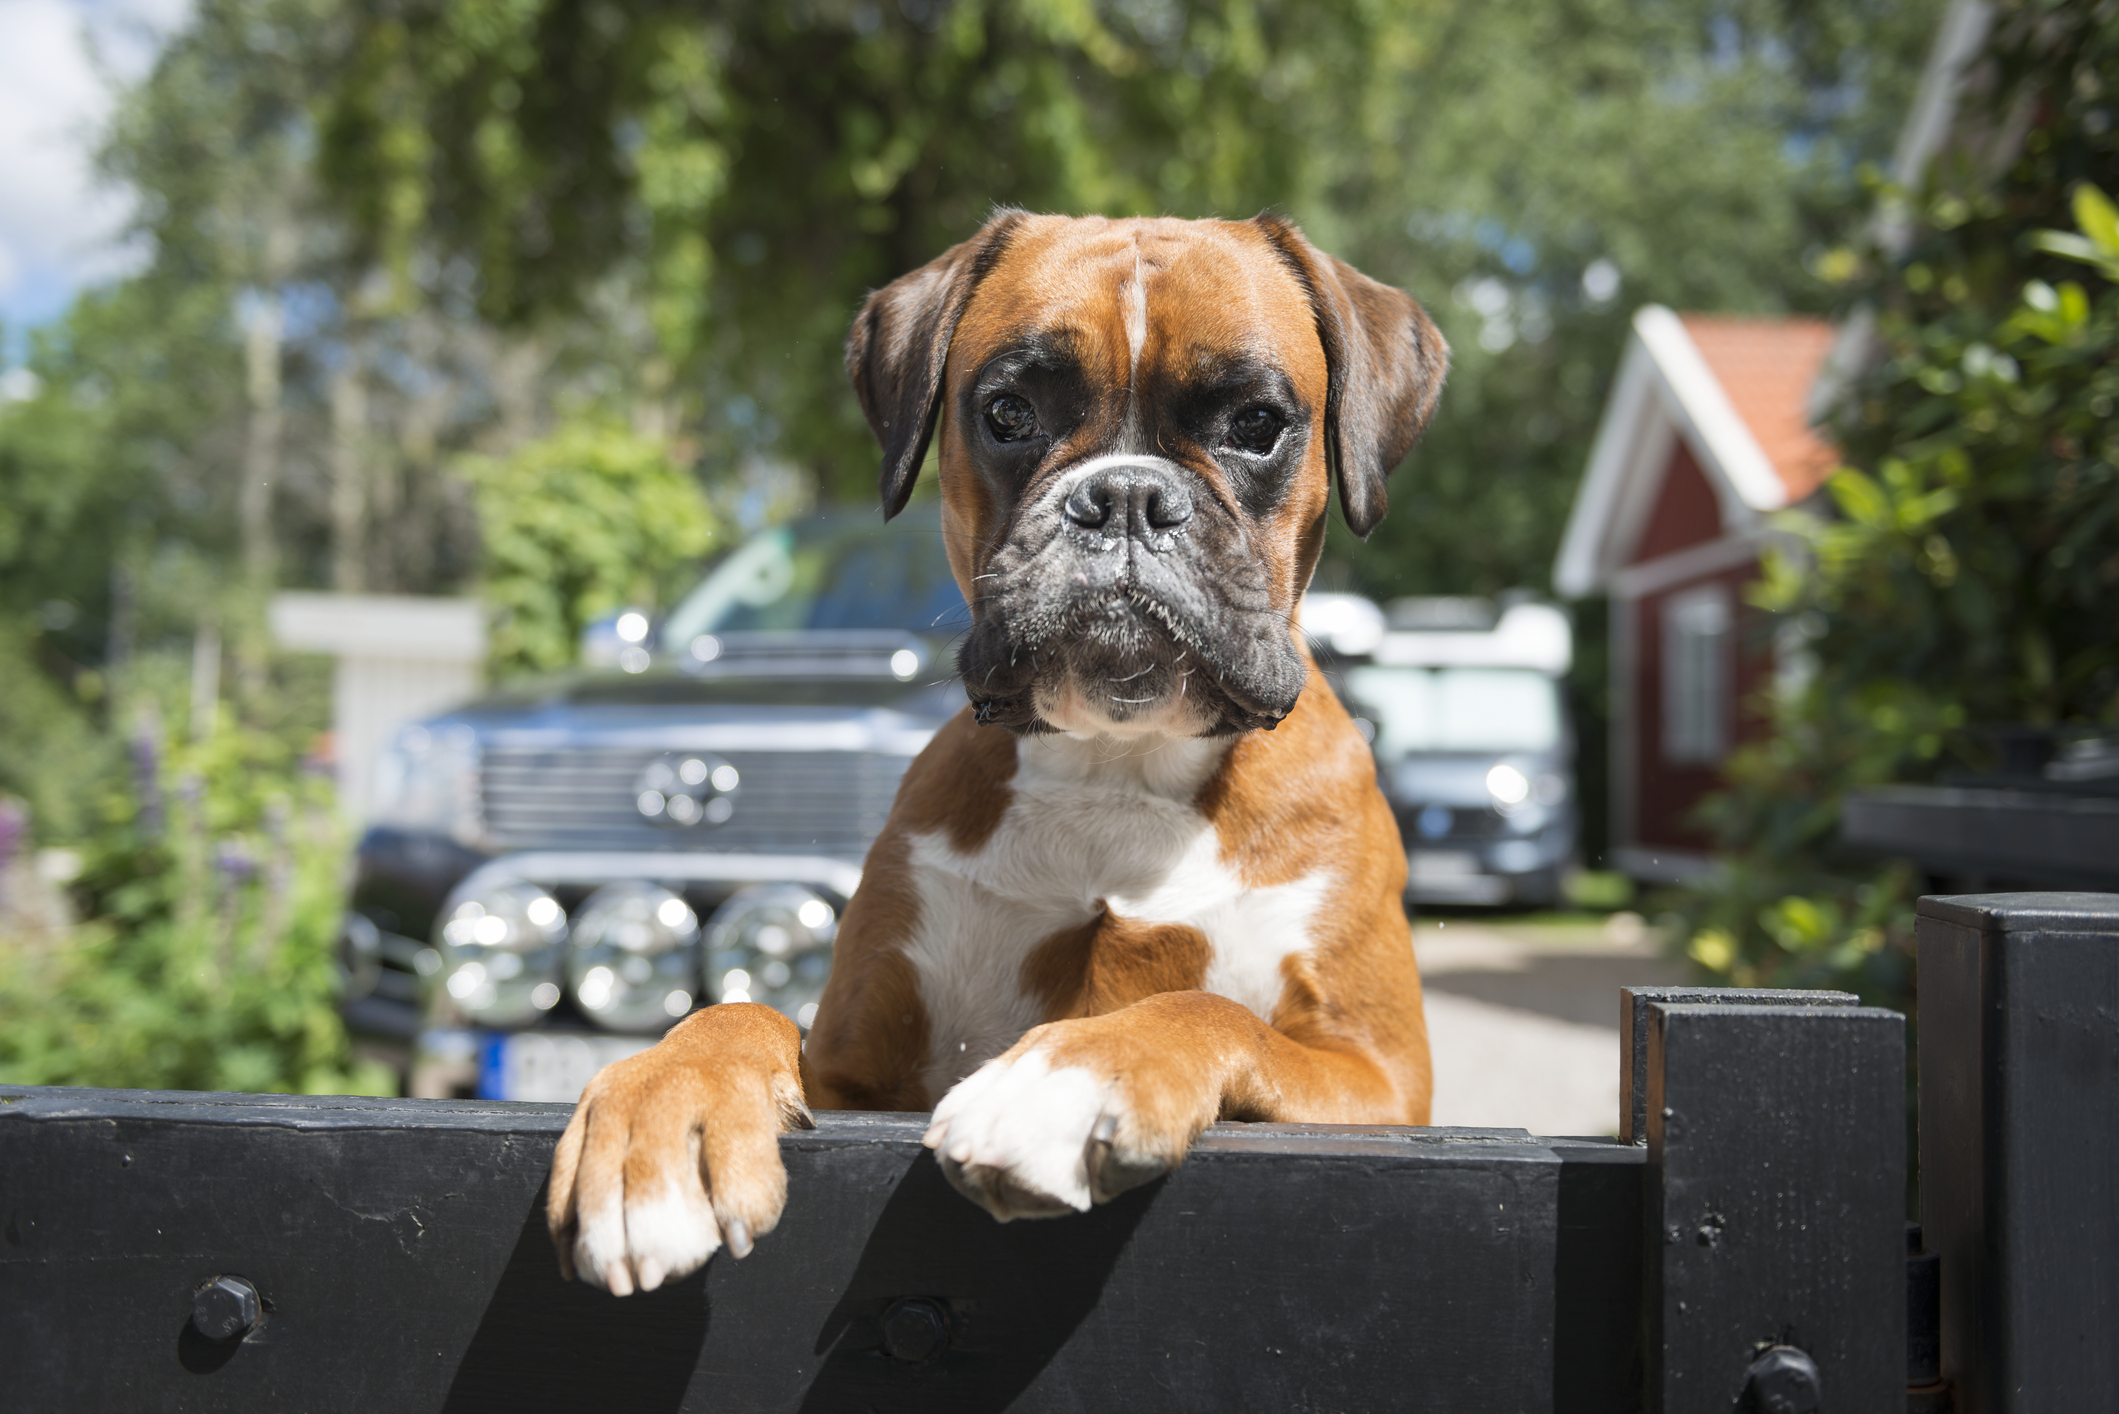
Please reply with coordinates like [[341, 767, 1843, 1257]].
[[572, 1183, 721, 1295], [928, 1049, 1165, 1220], [573, 1198, 630, 1293], [625, 1184, 723, 1288]]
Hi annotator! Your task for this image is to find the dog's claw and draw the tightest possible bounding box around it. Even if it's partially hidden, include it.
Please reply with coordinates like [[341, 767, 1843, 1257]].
[[725, 1219, 753, 1259], [604, 1260, 635, 1297], [637, 1258, 666, 1292]]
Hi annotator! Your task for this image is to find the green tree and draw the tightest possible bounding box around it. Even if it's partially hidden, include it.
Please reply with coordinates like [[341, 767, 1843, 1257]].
[[0, 271, 249, 835], [1672, 0, 2119, 1003], [459, 416, 719, 676], [1321, 0, 1942, 600]]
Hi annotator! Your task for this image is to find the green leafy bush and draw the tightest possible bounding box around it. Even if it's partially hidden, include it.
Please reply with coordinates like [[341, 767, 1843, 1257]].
[[1671, 159, 2119, 1006], [0, 619, 116, 844], [0, 718, 391, 1096], [458, 417, 718, 677]]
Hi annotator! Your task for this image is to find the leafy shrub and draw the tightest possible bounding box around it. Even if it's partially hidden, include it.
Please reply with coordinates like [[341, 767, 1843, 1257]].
[[1670, 175, 2119, 1007], [0, 716, 392, 1095], [0, 617, 115, 843]]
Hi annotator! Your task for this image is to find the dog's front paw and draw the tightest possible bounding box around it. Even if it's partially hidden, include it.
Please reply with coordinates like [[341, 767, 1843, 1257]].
[[545, 1003, 810, 1295], [922, 1032, 1186, 1221]]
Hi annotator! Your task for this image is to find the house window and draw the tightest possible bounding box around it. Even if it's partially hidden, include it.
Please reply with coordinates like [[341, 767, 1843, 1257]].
[[1661, 585, 1731, 765]]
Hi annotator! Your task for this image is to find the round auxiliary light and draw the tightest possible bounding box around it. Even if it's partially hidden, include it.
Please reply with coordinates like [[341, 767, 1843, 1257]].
[[566, 882, 701, 1033], [436, 881, 568, 1026], [703, 884, 838, 1029], [1485, 762, 1532, 808]]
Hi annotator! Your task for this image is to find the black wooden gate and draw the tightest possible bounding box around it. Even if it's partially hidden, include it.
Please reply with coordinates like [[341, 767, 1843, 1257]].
[[1, 893, 2111, 1412]]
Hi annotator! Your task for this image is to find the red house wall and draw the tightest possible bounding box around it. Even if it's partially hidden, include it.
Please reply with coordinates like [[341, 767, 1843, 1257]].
[[1634, 442, 1722, 563], [1623, 443, 1773, 858], [1629, 566, 1773, 853]]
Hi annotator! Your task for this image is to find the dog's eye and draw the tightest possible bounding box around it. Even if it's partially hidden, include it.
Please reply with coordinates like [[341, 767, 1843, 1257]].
[[1226, 406, 1283, 454], [985, 394, 1040, 443]]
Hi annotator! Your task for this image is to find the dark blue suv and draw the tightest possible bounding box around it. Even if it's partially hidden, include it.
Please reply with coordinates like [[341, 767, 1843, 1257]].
[[340, 508, 967, 1101]]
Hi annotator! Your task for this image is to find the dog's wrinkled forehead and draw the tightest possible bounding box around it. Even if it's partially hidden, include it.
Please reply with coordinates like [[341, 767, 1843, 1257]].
[[952, 219, 1327, 418]]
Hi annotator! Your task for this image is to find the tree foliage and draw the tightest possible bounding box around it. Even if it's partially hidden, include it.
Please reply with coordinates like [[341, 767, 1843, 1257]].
[[1672, 0, 2119, 1002], [0, 271, 255, 836], [459, 416, 719, 676]]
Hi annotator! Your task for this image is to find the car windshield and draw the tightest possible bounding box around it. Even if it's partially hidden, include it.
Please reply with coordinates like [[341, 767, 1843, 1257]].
[[660, 511, 968, 643], [1343, 666, 1561, 755]]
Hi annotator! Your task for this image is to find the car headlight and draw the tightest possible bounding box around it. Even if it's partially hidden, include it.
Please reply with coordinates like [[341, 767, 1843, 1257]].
[[370, 723, 482, 843], [436, 881, 568, 1025], [1485, 762, 1532, 807], [703, 884, 837, 1029], [566, 883, 702, 1032]]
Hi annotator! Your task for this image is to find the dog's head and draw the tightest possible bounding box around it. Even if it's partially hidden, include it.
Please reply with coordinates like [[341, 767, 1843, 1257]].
[[847, 212, 1447, 738]]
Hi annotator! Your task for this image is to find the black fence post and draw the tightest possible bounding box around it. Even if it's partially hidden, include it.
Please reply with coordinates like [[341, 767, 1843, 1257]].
[[1916, 892, 2119, 1414], [1642, 1000, 1905, 1414], [1619, 987, 1858, 1145]]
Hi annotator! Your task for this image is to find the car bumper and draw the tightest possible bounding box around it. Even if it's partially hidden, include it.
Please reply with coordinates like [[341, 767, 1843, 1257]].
[[440, 848, 862, 903], [410, 1026, 660, 1103], [1403, 828, 1574, 906], [357, 847, 866, 1094]]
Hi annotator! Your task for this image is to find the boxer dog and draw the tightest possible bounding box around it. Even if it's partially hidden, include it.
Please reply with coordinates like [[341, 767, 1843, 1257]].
[[546, 212, 1448, 1295]]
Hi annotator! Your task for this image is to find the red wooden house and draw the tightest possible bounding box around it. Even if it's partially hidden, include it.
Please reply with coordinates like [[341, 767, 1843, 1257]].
[[1553, 306, 1838, 881]]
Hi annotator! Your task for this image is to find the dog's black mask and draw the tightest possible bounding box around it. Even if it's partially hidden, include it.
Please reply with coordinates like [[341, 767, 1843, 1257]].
[[957, 450, 1312, 736]]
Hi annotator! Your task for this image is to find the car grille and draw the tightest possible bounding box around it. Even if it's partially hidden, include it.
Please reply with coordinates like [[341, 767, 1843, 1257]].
[[480, 747, 913, 857]]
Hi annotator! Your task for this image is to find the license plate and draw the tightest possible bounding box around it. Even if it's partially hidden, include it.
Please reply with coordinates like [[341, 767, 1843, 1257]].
[[1408, 850, 1481, 880], [481, 1032, 656, 1103]]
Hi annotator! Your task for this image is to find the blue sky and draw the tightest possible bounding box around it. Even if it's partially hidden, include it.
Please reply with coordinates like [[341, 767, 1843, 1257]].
[[0, 0, 190, 353]]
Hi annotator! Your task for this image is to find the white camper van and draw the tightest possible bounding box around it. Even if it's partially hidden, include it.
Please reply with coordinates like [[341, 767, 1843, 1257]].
[[1304, 595, 1577, 908]]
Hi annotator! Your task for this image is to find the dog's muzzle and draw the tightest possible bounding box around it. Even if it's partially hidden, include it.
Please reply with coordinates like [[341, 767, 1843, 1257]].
[[957, 453, 1308, 737]]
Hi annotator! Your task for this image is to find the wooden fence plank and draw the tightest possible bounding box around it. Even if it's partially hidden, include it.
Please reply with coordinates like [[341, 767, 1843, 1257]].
[[0, 1088, 1650, 1413], [1618, 987, 1857, 1145], [1643, 1003, 1905, 1414], [1916, 892, 2119, 1414]]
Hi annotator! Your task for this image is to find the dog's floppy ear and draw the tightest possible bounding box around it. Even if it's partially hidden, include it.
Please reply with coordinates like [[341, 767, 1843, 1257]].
[[1254, 215, 1449, 539], [847, 209, 1029, 519]]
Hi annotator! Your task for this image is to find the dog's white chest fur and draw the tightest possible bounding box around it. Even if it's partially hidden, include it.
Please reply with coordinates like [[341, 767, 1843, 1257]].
[[901, 733, 1329, 1100]]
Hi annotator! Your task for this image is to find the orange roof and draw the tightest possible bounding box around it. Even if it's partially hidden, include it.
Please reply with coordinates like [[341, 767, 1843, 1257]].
[[1679, 315, 1840, 503]]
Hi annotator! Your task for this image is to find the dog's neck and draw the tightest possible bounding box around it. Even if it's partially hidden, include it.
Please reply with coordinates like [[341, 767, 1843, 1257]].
[[1014, 729, 1233, 801]]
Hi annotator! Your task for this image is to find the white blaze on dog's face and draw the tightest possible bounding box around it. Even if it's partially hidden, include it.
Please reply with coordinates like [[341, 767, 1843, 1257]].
[[846, 213, 1447, 741]]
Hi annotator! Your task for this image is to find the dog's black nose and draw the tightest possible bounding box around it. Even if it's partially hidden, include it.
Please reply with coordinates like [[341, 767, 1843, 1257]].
[[1062, 461, 1194, 538]]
